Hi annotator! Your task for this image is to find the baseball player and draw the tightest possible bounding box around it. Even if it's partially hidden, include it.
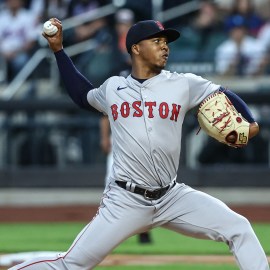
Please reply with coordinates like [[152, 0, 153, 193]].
[[10, 18, 269, 270]]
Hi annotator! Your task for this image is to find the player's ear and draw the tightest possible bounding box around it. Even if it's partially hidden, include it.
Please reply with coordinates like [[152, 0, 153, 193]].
[[131, 44, 140, 55]]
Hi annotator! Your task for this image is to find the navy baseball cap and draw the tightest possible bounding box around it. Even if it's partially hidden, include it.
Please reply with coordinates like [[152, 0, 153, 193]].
[[225, 15, 248, 32], [126, 20, 180, 54]]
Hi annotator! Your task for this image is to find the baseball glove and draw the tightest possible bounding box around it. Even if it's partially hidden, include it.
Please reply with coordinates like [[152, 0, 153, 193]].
[[197, 91, 250, 147]]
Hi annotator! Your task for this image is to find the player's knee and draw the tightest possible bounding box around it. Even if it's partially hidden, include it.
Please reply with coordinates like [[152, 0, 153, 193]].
[[63, 251, 102, 270], [236, 214, 252, 231], [228, 214, 254, 241]]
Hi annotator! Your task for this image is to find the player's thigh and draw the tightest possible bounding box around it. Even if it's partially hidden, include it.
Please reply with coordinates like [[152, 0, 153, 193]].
[[162, 188, 247, 242], [65, 185, 154, 264]]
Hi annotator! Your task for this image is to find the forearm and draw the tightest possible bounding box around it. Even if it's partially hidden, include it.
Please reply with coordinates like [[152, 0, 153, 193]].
[[54, 49, 94, 110], [220, 87, 259, 138], [43, 19, 94, 110], [220, 87, 255, 123], [100, 116, 110, 140], [100, 115, 111, 153]]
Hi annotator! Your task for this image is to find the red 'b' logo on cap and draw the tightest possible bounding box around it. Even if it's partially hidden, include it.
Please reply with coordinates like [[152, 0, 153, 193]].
[[156, 21, 164, 30]]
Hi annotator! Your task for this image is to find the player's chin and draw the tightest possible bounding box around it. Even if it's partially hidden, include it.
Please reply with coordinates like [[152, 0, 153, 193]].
[[154, 64, 165, 73], [161, 54, 168, 63], [157, 60, 167, 69]]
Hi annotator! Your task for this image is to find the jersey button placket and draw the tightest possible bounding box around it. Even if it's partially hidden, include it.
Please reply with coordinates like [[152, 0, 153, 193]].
[[142, 86, 162, 185], [142, 87, 147, 100], [143, 87, 153, 135], [142, 87, 151, 132]]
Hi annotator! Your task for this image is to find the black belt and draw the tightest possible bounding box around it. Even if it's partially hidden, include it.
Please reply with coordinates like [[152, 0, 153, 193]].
[[115, 180, 176, 200]]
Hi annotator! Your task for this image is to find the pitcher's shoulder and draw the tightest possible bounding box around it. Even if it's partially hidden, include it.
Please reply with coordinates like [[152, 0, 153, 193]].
[[162, 70, 194, 80], [103, 75, 130, 91]]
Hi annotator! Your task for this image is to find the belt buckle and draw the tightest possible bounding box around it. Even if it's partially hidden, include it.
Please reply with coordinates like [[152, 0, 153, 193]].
[[144, 189, 159, 200]]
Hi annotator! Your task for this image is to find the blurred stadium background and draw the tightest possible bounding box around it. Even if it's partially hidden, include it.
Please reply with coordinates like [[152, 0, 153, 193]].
[[0, 0, 270, 211]]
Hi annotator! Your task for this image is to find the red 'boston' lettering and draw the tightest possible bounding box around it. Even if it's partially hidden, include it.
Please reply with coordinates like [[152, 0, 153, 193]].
[[110, 101, 181, 121], [170, 104, 181, 121], [111, 104, 118, 121], [120, 102, 130, 118], [145, 101, 156, 118], [159, 102, 169, 119], [133, 101, 143, 117]]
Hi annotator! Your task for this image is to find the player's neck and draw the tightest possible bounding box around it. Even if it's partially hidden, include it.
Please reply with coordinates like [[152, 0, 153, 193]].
[[131, 65, 161, 80], [131, 75, 147, 83]]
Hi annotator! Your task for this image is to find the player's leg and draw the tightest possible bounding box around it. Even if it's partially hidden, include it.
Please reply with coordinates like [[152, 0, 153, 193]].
[[9, 183, 154, 270], [156, 183, 269, 270]]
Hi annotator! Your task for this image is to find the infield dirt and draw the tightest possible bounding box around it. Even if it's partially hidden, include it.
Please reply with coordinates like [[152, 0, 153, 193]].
[[0, 204, 270, 222]]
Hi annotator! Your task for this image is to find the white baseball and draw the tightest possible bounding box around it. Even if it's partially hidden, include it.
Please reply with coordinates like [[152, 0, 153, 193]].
[[43, 21, 58, 36]]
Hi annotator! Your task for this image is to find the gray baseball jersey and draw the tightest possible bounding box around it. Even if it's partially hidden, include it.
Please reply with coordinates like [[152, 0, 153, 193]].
[[88, 70, 219, 187], [9, 70, 269, 270]]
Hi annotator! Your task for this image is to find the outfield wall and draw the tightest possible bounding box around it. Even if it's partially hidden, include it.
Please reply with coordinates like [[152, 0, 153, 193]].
[[0, 187, 270, 206]]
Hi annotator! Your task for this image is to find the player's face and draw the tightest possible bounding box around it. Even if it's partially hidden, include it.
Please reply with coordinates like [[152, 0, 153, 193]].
[[136, 36, 169, 71]]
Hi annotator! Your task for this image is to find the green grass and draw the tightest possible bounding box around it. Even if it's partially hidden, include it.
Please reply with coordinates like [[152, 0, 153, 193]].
[[0, 222, 84, 253], [1, 222, 269, 269], [0, 222, 270, 255]]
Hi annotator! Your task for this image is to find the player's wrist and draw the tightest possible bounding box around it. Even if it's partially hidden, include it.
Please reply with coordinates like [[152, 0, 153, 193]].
[[249, 122, 259, 139], [54, 48, 64, 55]]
